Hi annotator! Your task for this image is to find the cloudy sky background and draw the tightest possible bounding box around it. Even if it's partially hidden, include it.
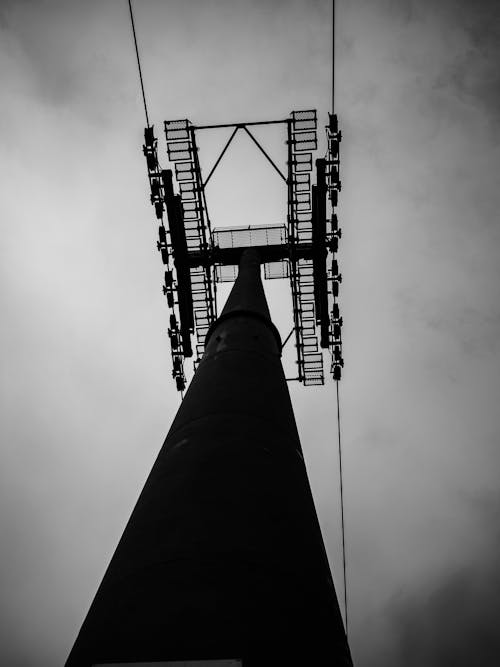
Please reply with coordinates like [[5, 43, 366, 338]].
[[1, 0, 500, 664]]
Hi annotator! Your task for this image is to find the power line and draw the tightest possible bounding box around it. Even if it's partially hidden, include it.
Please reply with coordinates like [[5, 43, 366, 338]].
[[332, 0, 335, 113], [128, 0, 150, 127], [331, 0, 347, 633], [336, 378, 349, 636]]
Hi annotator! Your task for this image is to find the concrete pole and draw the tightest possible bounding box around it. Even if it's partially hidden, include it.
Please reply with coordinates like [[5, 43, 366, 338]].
[[66, 249, 352, 666]]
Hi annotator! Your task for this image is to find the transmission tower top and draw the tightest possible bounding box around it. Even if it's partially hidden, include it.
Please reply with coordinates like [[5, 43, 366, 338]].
[[142, 110, 343, 391]]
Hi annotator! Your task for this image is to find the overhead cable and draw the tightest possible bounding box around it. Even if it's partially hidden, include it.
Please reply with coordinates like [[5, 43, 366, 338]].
[[332, 0, 335, 113], [336, 378, 349, 636], [128, 0, 150, 127]]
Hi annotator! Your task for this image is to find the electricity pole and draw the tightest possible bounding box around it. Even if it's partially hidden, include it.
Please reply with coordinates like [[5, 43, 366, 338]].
[[66, 249, 352, 666]]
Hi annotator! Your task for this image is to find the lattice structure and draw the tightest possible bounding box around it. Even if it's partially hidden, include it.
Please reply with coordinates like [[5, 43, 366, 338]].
[[141, 110, 344, 391], [164, 120, 216, 364], [287, 110, 324, 386], [325, 114, 344, 380], [142, 127, 188, 391]]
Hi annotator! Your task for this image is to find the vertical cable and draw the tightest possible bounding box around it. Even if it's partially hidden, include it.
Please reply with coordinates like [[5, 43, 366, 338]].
[[336, 378, 348, 636], [332, 0, 335, 113], [128, 0, 150, 127]]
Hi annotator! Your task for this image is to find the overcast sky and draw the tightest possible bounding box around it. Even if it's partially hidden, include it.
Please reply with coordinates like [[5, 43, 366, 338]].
[[1, 0, 500, 665]]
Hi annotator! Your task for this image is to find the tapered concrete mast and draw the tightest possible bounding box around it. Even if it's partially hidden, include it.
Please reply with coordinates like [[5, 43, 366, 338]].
[[67, 249, 352, 666]]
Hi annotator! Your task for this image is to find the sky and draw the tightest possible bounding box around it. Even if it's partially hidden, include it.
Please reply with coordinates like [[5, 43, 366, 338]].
[[1, 0, 500, 664]]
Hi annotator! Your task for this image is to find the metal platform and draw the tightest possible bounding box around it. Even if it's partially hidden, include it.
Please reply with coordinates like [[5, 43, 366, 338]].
[[142, 110, 344, 390], [212, 225, 289, 282]]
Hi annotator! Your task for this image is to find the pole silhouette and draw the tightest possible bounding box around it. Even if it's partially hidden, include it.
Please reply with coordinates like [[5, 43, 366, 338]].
[[66, 248, 352, 666]]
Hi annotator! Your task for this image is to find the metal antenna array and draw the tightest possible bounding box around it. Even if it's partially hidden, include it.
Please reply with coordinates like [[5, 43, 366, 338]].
[[142, 110, 344, 391]]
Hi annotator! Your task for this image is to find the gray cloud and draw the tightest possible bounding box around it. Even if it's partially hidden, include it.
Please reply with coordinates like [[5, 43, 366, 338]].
[[351, 487, 500, 666], [394, 0, 500, 127], [0, 0, 130, 126], [1, 0, 500, 665], [387, 561, 500, 666]]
